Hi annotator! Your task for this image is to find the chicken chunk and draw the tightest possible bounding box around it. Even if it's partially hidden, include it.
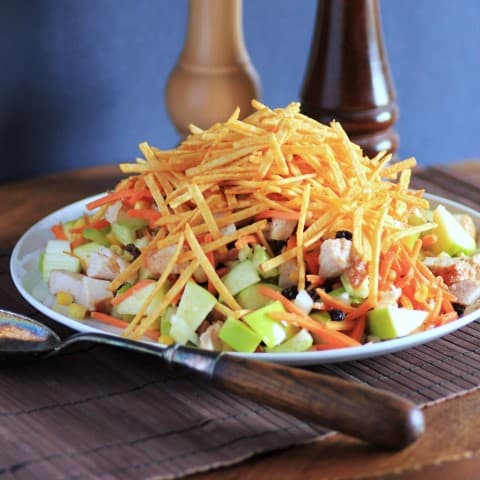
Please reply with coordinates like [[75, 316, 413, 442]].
[[49, 271, 86, 306], [49, 270, 113, 311], [82, 276, 114, 311], [278, 258, 298, 288], [424, 256, 476, 286], [86, 246, 129, 280], [269, 218, 297, 241], [105, 201, 123, 224], [318, 238, 352, 278], [449, 280, 480, 306], [198, 322, 223, 351], [145, 245, 183, 275]]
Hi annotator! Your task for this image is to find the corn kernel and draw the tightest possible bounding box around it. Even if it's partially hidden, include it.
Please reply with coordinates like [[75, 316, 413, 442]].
[[106, 233, 122, 247], [110, 244, 123, 256], [414, 284, 428, 303], [134, 200, 151, 210], [68, 303, 87, 320], [158, 335, 174, 346], [387, 270, 397, 282], [56, 291, 74, 306]]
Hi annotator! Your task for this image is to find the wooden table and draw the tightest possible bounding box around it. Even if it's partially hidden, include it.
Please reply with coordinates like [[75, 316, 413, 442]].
[[2, 162, 480, 480]]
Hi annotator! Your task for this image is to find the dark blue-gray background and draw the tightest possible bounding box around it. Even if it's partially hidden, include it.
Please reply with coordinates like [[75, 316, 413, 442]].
[[1, 0, 479, 184]]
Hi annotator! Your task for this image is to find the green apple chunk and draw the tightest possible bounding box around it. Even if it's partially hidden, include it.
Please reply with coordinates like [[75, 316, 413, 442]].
[[219, 316, 262, 353], [176, 281, 216, 331], [111, 222, 136, 246], [222, 260, 261, 296], [367, 307, 428, 340], [169, 313, 198, 345], [243, 301, 287, 348], [116, 280, 170, 315], [430, 205, 476, 256], [235, 282, 281, 310], [251, 244, 278, 279], [266, 328, 313, 353]]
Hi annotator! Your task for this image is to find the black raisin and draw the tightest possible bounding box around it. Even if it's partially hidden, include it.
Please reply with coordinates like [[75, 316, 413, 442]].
[[335, 230, 353, 240], [281, 286, 298, 300], [322, 280, 336, 293], [329, 309, 346, 321], [308, 289, 320, 302], [124, 243, 141, 260], [452, 302, 466, 317], [269, 240, 286, 256]]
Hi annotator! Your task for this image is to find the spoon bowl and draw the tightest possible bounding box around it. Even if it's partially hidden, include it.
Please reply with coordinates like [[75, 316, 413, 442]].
[[0, 308, 425, 449], [0, 310, 60, 360]]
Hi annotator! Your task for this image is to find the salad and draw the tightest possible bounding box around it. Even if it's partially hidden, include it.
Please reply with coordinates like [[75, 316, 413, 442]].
[[39, 101, 480, 353]]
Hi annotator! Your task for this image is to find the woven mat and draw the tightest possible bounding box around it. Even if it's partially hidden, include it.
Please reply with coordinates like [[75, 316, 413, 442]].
[[2, 165, 480, 480]]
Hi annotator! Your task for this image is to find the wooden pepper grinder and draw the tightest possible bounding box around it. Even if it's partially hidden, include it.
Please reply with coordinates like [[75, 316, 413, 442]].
[[166, 0, 260, 136], [301, 0, 399, 157]]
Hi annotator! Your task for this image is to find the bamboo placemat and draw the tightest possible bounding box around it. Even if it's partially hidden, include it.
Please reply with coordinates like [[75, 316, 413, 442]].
[[2, 251, 480, 480], [1, 166, 480, 480]]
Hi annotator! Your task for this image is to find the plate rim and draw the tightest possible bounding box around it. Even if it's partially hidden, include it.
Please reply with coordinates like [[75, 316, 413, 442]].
[[10, 191, 480, 366]]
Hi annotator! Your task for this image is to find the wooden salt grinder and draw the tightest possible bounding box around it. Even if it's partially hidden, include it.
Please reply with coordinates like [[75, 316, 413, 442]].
[[165, 0, 260, 136], [301, 0, 399, 157]]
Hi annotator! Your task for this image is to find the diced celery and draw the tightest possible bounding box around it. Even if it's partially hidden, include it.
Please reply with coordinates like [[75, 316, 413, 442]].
[[111, 223, 136, 246], [117, 211, 148, 230], [82, 227, 110, 246], [41, 240, 81, 282], [72, 242, 103, 265]]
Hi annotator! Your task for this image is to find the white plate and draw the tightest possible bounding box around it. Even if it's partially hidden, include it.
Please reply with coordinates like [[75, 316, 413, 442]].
[[10, 193, 480, 366]]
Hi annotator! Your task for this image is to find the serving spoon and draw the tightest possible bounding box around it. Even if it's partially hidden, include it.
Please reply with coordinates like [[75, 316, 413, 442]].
[[0, 309, 424, 449]]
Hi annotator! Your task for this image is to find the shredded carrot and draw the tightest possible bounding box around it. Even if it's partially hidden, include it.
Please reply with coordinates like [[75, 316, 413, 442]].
[[268, 310, 360, 348], [304, 251, 320, 275], [51, 223, 67, 240], [71, 219, 110, 234], [127, 209, 161, 226], [436, 312, 458, 325], [315, 288, 355, 313], [70, 238, 86, 249], [258, 285, 360, 347], [91, 311, 158, 340], [350, 315, 367, 342], [110, 279, 155, 306], [86, 189, 141, 210], [125, 189, 153, 206], [287, 234, 297, 249], [258, 284, 312, 318], [254, 209, 300, 221], [422, 234, 438, 248], [306, 274, 325, 288], [234, 234, 259, 250], [345, 299, 373, 322]]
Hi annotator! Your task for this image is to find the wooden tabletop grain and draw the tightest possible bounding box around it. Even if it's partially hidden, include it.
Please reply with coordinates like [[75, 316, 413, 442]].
[[2, 161, 480, 480]]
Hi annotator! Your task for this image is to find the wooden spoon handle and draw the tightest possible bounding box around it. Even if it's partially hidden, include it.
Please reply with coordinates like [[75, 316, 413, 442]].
[[167, 346, 424, 449], [62, 334, 424, 449]]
